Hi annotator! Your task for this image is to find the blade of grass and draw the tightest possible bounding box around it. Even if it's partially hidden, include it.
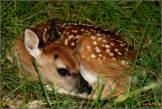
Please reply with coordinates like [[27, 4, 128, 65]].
[[14, 1, 17, 37], [53, 84, 60, 108], [127, 17, 150, 96], [32, 58, 52, 108], [90, 72, 105, 108]]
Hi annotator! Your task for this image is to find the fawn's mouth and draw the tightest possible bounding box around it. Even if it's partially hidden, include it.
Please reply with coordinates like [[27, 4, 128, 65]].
[[45, 85, 91, 98], [77, 92, 88, 97]]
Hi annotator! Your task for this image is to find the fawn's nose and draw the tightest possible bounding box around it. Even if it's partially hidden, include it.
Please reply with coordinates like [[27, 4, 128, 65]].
[[76, 73, 92, 95], [85, 84, 92, 95], [77, 82, 92, 95]]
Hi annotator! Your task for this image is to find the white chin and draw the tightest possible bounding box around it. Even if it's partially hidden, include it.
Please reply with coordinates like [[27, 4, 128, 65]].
[[77, 93, 88, 97]]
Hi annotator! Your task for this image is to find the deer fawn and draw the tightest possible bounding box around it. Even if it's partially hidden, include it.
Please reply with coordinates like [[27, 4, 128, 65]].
[[9, 19, 140, 99], [9, 19, 92, 98]]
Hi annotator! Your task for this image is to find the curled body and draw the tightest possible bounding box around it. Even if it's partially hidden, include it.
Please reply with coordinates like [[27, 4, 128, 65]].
[[9, 19, 140, 99]]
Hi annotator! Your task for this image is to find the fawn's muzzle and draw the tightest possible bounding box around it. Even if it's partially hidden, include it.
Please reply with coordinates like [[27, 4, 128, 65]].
[[76, 73, 92, 96]]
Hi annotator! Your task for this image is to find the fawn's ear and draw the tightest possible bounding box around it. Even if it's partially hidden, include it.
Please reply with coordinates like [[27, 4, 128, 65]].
[[24, 28, 41, 59], [47, 19, 61, 43]]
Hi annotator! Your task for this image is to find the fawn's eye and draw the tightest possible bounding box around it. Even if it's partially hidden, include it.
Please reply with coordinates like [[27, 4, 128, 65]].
[[57, 68, 68, 76]]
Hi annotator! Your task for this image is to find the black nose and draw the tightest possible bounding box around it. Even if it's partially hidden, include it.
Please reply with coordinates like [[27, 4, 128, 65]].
[[76, 73, 92, 95], [85, 84, 92, 95], [77, 83, 92, 95]]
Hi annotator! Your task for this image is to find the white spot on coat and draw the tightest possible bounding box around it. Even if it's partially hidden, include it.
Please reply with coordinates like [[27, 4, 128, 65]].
[[111, 43, 114, 46], [95, 47, 100, 53], [109, 53, 114, 56], [74, 35, 79, 39], [114, 48, 119, 52], [106, 49, 110, 53], [107, 35, 110, 37], [98, 37, 102, 41], [68, 35, 74, 40], [105, 45, 110, 48], [71, 42, 75, 46], [98, 54, 102, 57], [120, 44, 124, 47], [96, 34, 101, 36], [86, 46, 91, 51], [94, 26, 99, 28], [93, 41, 97, 45], [64, 39, 68, 45], [91, 54, 96, 58], [91, 36, 96, 39], [118, 52, 122, 55], [102, 39, 107, 43], [112, 57, 116, 60]]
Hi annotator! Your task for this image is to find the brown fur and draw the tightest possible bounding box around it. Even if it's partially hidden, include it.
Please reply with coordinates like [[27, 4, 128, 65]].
[[9, 19, 140, 99]]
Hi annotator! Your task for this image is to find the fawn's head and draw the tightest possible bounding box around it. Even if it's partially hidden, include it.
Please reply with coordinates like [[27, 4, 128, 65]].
[[23, 19, 92, 97]]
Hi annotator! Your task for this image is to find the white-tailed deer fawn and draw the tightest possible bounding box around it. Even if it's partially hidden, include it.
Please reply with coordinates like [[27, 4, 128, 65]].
[[10, 19, 139, 99], [9, 19, 92, 98]]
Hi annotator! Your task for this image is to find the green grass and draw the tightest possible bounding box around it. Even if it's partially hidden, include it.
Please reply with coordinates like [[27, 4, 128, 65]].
[[1, 1, 161, 108]]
